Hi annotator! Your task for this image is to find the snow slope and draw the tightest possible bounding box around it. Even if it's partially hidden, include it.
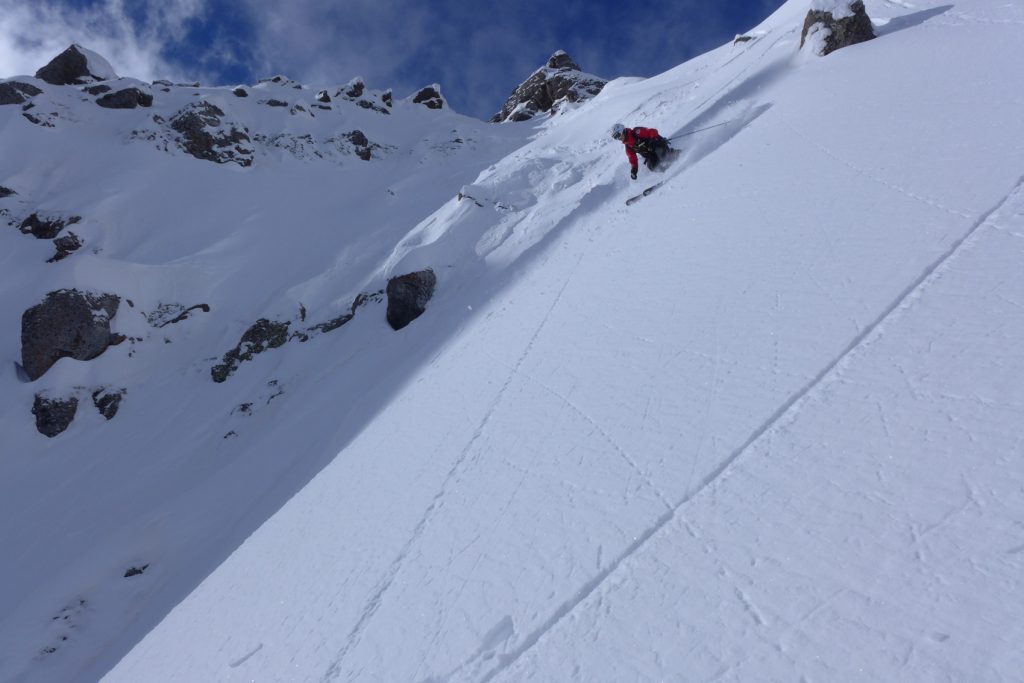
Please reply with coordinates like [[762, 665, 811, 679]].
[[0, 67, 530, 682], [5, 0, 1024, 681]]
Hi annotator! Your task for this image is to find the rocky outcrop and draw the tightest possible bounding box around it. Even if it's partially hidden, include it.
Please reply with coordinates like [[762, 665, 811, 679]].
[[344, 78, 364, 99], [386, 269, 436, 330], [211, 319, 290, 383], [96, 87, 153, 109], [412, 85, 445, 110], [356, 99, 389, 115], [316, 90, 331, 103], [84, 84, 111, 95], [169, 102, 253, 167], [0, 81, 43, 105], [35, 44, 117, 85], [123, 564, 149, 578], [345, 130, 373, 160], [21, 289, 121, 381], [0, 186, 16, 198], [146, 302, 210, 327], [332, 79, 390, 114], [19, 213, 80, 239], [212, 294, 384, 379], [32, 394, 79, 437], [92, 388, 125, 420], [490, 51, 606, 123], [48, 232, 83, 262], [801, 0, 875, 56], [292, 291, 382, 342], [232, 87, 248, 97]]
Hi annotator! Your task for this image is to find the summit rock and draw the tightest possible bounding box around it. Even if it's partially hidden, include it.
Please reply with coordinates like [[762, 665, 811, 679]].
[[35, 44, 118, 85], [490, 50, 606, 123]]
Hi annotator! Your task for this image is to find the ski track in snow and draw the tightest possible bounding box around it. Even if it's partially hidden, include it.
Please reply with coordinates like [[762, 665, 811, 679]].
[[480, 351, 675, 512], [227, 643, 263, 668], [321, 245, 590, 682], [474, 172, 1024, 683]]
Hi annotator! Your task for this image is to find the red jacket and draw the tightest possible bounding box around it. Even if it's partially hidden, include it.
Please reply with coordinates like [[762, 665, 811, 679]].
[[621, 127, 661, 172]]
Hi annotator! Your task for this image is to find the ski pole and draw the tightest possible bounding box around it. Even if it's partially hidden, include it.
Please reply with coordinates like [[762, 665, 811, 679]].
[[669, 118, 738, 141]]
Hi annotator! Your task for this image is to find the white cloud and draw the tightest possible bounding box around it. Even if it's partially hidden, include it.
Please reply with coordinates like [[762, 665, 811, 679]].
[[0, 0, 205, 82]]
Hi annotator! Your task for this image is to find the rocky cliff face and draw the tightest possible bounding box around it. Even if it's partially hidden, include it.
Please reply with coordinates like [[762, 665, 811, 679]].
[[490, 51, 607, 123]]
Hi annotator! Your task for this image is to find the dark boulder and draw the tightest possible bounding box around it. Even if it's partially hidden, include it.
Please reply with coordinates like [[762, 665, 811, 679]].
[[84, 84, 111, 95], [0, 186, 15, 198], [265, 99, 288, 107], [19, 213, 80, 239], [386, 269, 436, 330], [48, 232, 83, 262], [92, 387, 125, 420], [35, 45, 115, 85], [382, 90, 392, 108], [169, 102, 253, 167], [32, 394, 79, 437], [490, 51, 606, 123], [0, 81, 43, 105], [211, 318, 290, 383], [801, 1, 875, 56], [316, 90, 331, 103], [232, 87, 248, 97], [96, 87, 153, 109], [21, 289, 121, 381], [412, 86, 444, 110]]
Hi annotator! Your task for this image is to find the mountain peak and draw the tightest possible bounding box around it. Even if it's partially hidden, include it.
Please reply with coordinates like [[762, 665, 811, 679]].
[[35, 44, 118, 85], [490, 50, 606, 123], [547, 50, 581, 71]]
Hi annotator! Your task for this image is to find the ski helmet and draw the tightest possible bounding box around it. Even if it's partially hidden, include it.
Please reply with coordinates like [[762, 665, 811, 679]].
[[610, 123, 625, 140]]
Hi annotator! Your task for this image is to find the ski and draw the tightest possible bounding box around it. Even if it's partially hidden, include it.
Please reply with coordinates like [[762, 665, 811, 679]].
[[625, 182, 664, 206]]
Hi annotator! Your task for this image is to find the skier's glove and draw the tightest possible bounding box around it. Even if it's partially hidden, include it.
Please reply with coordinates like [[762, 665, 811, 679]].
[[630, 170, 637, 180]]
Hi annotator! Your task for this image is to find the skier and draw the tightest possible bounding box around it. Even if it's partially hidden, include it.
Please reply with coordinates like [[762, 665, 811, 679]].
[[611, 123, 672, 179]]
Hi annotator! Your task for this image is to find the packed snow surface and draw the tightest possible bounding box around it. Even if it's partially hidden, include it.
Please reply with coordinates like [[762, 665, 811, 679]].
[[2, 0, 1023, 681]]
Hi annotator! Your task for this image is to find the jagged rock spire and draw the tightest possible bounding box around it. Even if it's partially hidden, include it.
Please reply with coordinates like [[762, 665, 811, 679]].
[[490, 50, 606, 123]]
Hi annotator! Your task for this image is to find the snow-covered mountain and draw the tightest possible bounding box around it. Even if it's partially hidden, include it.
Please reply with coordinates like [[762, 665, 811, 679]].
[[3, 0, 1023, 681]]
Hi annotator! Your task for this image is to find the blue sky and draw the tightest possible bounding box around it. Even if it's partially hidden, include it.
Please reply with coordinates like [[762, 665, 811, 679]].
[[1, 0, 782, 120]]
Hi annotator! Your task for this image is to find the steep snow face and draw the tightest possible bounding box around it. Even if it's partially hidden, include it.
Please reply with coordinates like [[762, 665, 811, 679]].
[[6, 0, 1024, 680]]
